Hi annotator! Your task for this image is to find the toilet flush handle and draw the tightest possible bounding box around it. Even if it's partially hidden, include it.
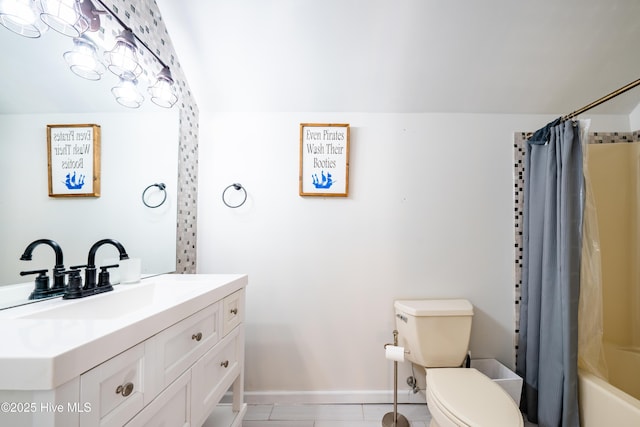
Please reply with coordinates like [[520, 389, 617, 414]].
[[396, 313, 407, 323]]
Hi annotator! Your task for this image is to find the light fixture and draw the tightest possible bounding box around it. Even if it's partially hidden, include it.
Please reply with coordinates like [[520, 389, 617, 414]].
[[111, 72, 143, 108], [63, 34, 105, 80], [0, 0, 179, 109], [148, 66, 178, 108], [39, 0, 90, 37], [105, 28, 142, 78], [0, 0, 48, 38]]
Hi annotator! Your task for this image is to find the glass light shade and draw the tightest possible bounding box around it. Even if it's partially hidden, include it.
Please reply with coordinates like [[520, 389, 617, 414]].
[[112, 73, 144, 108], [105, 29, 142, 78], [149, 66, 178, 108], [63, 35, 105, 80], [0, 0, 48, 38], [40, 0, 88, 37]]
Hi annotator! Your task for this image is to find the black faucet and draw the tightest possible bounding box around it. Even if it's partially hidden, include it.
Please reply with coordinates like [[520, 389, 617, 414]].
[[84, 239, 129, 291], [20, 239, 66, 294]]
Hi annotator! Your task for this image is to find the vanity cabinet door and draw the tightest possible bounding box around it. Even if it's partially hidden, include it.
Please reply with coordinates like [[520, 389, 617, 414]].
[[124, 370, 191, 427], [146, 302, 222, 390], [80, 343, 150, 427], [191, 325, 241, 426], [223, 289, 244, 336]]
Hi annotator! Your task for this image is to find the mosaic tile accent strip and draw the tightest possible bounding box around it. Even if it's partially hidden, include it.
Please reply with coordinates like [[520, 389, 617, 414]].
[[513, 128, 640, 358], [109, 0, 199, 273], [589, 131, 636, 144], [513, 132, 529, 353]]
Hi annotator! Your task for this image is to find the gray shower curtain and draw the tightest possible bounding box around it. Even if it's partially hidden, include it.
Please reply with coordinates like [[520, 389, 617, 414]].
[[516, 120, 583, 427]]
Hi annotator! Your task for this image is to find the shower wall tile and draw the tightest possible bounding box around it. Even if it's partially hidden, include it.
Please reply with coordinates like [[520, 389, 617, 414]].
[[589, 131, 638, 144]]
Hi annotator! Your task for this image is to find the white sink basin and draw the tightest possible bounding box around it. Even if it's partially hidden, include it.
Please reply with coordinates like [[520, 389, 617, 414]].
[[20, 280, 207, 320]]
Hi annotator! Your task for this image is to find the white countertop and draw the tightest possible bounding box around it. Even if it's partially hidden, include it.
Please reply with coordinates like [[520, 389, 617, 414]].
[[0, 273, 247, 391]]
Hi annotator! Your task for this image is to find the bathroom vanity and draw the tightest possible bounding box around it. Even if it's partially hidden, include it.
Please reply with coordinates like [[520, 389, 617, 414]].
[[0, 274, 247, 427]]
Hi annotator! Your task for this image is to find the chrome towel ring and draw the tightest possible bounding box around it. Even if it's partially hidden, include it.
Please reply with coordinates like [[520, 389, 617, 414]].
[[142, 183, 167, 208], [222, 183, 247, 208]]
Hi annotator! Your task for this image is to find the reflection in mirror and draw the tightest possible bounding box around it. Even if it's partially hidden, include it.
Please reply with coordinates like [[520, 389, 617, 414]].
[[0, 13, 179, 310]]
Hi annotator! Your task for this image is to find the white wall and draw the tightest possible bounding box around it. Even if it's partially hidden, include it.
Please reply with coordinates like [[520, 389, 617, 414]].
[[630, 102, 640, 130], [0, 111, 178, 288], [197, 112, 629, 403]]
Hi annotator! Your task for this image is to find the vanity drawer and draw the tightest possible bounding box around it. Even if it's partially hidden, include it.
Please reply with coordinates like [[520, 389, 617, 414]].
[[223, 289, 244, 335], [191, 326, 241, 426], [124, 370, 191, 427], [147, 301, 221, 389], [80, 343, 150, 427]]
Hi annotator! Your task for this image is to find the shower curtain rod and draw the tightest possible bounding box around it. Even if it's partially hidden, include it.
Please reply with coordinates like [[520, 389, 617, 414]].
[[562, 78, 640, 121]]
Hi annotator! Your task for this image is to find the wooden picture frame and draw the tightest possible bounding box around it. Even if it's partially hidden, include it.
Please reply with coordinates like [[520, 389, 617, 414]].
[[47, 124, 101, 197], [299, 123, 350, 197]]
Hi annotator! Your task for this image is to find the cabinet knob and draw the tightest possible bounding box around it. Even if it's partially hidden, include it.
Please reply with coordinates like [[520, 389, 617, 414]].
[[220, 360, 229, 368], [192, 332, 203, 342], [230, 308, 238, 315], [116, 382, 134, 397]]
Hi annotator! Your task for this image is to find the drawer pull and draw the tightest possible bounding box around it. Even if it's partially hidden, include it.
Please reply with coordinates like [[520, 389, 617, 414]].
[[220, 360, 229, 368], [230, 308, 238, 315], [116, 382, 134, 397], [192, 332, 203, 342]]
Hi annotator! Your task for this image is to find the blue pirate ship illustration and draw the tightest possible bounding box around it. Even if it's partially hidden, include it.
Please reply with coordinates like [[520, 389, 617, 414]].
[[312, 171, 334, 189], [64, 171, 86, 190]]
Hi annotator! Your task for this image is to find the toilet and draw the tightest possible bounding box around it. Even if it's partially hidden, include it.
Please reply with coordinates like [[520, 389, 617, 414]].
[[394, 299, 523, 427]]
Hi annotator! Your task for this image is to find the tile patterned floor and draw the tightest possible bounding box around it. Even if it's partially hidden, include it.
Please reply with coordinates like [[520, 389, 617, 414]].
[[242, 403, 539, 426], [243, 404, 430, 427]]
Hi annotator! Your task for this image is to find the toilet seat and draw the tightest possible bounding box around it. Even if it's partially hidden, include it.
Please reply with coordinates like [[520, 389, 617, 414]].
[[426, 368, 523, 427]]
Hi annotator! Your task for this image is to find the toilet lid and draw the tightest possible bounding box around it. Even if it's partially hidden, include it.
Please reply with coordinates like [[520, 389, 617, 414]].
[[427, 368, 523, 427]]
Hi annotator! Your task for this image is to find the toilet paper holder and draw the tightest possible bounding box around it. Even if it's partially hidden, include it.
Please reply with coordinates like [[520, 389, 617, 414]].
[[383, 329, 410, 355], [383, 343, 410, 355], [382, 330, 410, 427]]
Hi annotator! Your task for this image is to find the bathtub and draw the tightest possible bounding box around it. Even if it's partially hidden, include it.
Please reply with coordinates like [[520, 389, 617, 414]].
[[579, 343, 640, 426]]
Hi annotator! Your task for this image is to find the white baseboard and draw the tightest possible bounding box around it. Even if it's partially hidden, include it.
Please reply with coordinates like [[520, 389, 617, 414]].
[[242, 389, 427, 405]]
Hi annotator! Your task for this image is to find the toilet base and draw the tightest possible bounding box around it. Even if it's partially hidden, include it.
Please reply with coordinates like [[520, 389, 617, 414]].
[[382, 411, 410, 427]]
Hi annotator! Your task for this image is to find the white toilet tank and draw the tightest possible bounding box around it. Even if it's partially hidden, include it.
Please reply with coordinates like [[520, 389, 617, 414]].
[[394, 299, 474, 368]]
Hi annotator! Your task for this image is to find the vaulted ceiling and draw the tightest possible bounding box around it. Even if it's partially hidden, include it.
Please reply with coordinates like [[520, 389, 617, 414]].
[[1, 1, 638, 116], [157, 0, 640, 115]]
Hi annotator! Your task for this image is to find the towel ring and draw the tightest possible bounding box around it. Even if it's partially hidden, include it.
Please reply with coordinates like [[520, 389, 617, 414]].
[[142, 183, 167, 208], [222, 183, 247, 208]]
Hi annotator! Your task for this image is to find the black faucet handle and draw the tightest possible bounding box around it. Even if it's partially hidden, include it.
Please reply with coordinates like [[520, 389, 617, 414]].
[[96, 264, 119, 292], [20, 269, 50, 293], [21, 269, 53, 300], [20, 269, 49, 277], [70, 264, 88, 270]]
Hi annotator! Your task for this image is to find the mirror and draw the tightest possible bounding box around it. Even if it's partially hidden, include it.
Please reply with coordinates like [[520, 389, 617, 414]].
[[0, 23, 179, 309]]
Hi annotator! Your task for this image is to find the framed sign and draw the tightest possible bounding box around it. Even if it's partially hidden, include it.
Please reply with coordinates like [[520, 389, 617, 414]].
[[47, 124, 101, 197], [299, 123, 350, 197]]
